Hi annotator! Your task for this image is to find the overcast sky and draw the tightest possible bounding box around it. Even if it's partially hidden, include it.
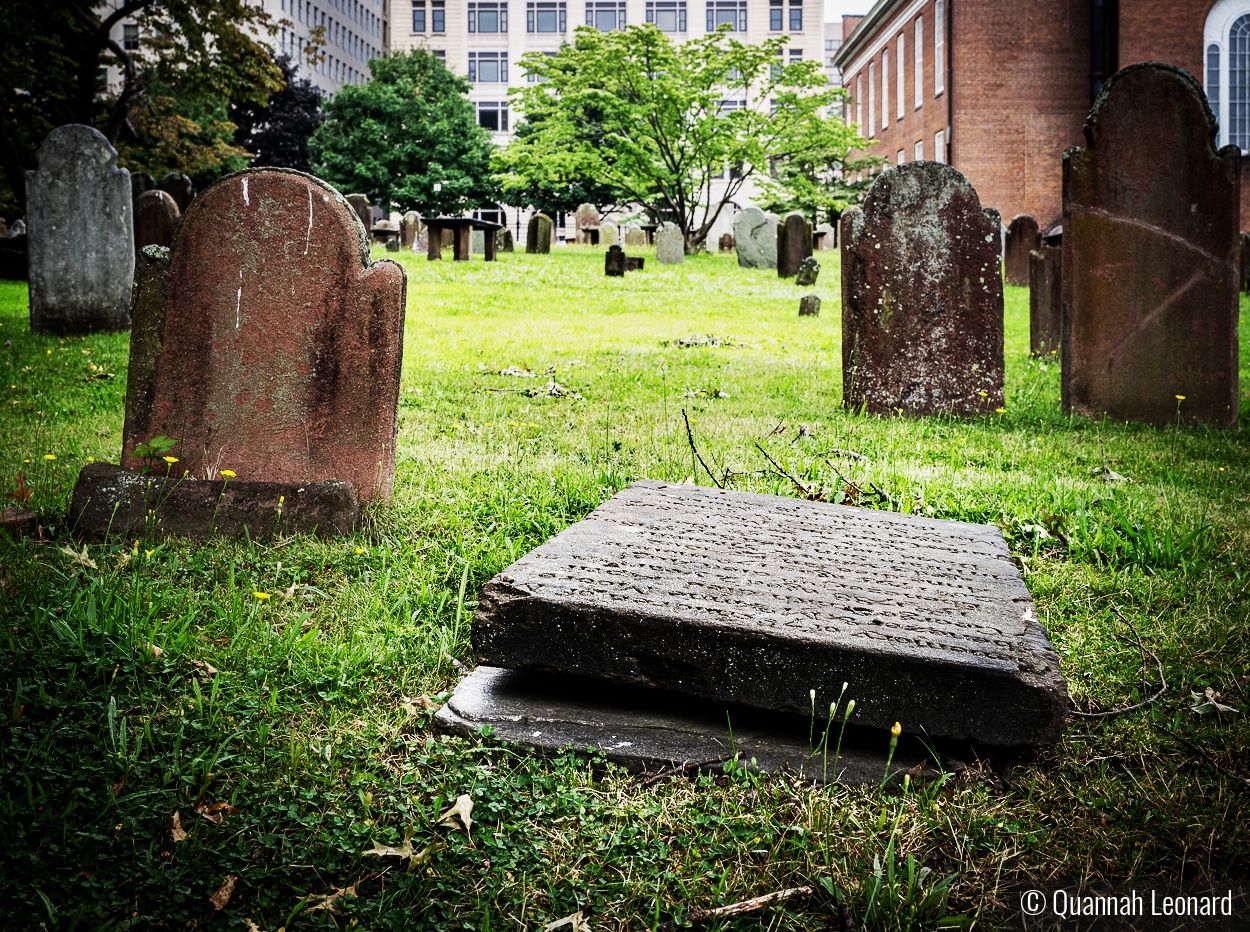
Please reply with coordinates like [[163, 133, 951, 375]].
[[825, 0, 870, 23]]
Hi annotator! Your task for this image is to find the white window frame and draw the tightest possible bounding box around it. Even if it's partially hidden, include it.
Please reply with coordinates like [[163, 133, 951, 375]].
[[897, 32, 905, 119], [934, 0, 944, 96], [1203, 0, 1250, 150], [868, 62, 875, 137], [934, 129, 944, 163], [856, 73, 863, 130], [897, 148, 905, 164], [914, 16, 923, 107], [914, 139, 923, 160], [881, 50, 889, 129]]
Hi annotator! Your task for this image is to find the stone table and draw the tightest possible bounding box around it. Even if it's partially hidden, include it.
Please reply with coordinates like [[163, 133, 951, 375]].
[[425, 217, 504, 261]]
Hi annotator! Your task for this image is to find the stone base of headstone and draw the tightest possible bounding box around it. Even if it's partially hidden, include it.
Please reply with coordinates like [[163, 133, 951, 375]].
[[799, 294, 821, 316], [1, 507, 38, 539], [435, 667, 937, 785], [70, 463, 358, 541]]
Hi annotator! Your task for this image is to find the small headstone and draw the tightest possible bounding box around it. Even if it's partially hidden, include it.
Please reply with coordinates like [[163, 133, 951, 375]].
[[574, 203, 598, 244], [385, 238, 400, 252], [158, 172, 194, 213], [1240, 231, 1250, 294], [9, 219, 25, 236], [27, 124, 133, 334], [1004, 214, 1041, 287], [134, 189, 180, 251], [601, 221, 618, 247], [719, 233, 735, 252], [1063, 63, 1240, 428], [777, 211, 812, 278], [604, 244, 625, 276], [497, 228, 514, 252], [401, 210, 421, 248], [346, 194, 372, 232], [526, 213, 552, 254], [798, 294, 821, 316], [794, 256, 820, 286], [119, 169, 406, 505], [1029, 246, 1061, 356], [470, 480, 1068, 748], [841, 161, 1004, 416], [0, 506, 38, 539], [131, 171, 155, 203], [624, 255, 644, 271], [654, 222, 684, 264], [624, 226, 646, 247], [471, 229, 485, 255], [732, 207, 777, 269], [814, 222, 837, 251]]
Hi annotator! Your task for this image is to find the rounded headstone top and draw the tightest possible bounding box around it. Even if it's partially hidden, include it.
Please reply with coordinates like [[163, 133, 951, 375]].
[[861, 160, 985, 219], [35, 124, 120, 173], [1087, 62, 1216, 140]]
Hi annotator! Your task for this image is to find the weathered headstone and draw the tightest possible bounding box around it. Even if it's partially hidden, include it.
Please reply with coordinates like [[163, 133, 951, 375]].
[[718, 233, 734, 252], [158, 173, 194, 213], [655, 222, 684, 264], [526, 213, 552, 254], [1029, 246, 1062, 356], [1004, 214, 1041, 287], [346, 194, 372, 232], [131, 171, 155, 203], [471, 229, 485, 255], [27, 124, 134, 334], [497, 228, 514, 252], [8, 219, 24, 236], [470, 480, 1068, 748], [385, 238, 400, 252], [733, 207, 777, 269], [400, 210, 421, 248], [841, 161, 1004, 416], [1239, 231, 1250, 294], [794, 256, 820, 286], [119, 168, 406, 503], [624, 226, 646, 248], [605, 244, 626, 277], [1063, 63, 1240, 428], [814, 222, 837, 251], [624, 255, 645, 271], [134, 189, 180, 251], [574, 203, 598, 244], [799, 294, 821, 316], [777, 211, 813, 278], [601, 221, 618, 247]]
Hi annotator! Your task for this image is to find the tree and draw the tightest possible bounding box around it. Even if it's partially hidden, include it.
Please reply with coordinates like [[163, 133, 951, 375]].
[[231, 54, 326, 174], [497, 25, 863, 252], [759, 148, 884, 223], [309, 50, 496, 215]]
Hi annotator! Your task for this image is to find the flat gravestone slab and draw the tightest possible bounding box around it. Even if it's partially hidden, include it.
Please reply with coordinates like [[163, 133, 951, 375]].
[[435, 666, 933, 784], [473, 481, 1067, 748]]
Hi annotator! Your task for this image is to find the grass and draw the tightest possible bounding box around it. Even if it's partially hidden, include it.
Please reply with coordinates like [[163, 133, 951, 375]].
[[0, 246, 1248, 930]]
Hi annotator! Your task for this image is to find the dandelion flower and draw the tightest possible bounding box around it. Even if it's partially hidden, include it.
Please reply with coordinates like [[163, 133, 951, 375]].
[[43, 454, 55, 461], [220, 469, 236, 478], [977, 391, 988, 398], [145, 549, 154, 557], [162, 455, 178, 464], [891, 721, 902, 737], [1175, 394, 1186, 401], [278, 495, 285, 504], [86, 456, 94, 462], [355, 547, 364, 555], [22, 459, 29, 464], [46, 349, 51, 355], [253, 592, 271, 600], [995, 407, 1006, 414], [1219, 467, 1226, 472]]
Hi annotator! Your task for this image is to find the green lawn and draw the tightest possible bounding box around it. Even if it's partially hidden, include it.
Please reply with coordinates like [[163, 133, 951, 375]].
[[1, 247, 1247, 929]]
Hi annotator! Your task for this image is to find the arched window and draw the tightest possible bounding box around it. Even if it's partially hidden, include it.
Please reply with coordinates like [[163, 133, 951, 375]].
[[1231, 15, 1250, 148], [1204, 0, 1250, 150]]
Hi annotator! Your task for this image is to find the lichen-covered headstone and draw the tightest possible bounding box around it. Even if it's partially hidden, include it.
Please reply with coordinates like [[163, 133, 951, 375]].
[[624, 226, 646, 247], [1029, 246, 1061, 356], [159, 173, 194, 213], [841, 161, 1004, 416], [346, 194, 372, 232], [1004, 214, 1040, 287], [526, 213, 551, 254], [605, 244, 626, 277], [401, 210, 420, 248], [1063, 63, 1240, 428], [777, 212, 812, 278], [795, 256, 820, 286], [732, 207, 777, 269], [27, 124, 133, 334], [497, 228, 514, 253], [134, 189, 180, 251], [655, 222, 684, 265], [120, 168, 406, 502], [799, 294, 820, 316], [574, 203, 598, 244]]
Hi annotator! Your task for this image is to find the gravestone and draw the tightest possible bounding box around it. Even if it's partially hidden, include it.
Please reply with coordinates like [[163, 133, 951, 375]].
[[814, 222, 837, 250], [498, 228, 514, 252], [733, 207, 777, 269], [159, 173, 194, 213], [795, 256, 820, 286], [841, 161, 1004, 416], [1029, 246, 1062, 356], [574, 203, 598, 244], [470, 480, 1068, 748], [799, 294, 821, 316], [131, 171, 155, 203], [385, 238, 400, 252], [601, 221, 618, 247], [624, 226, 646, 247], [1004, 214, 1041, 287], [719, 233, 735, 252], [655, 222, 684, 264], [605, 244, 626, 277], [1063, 63, 1240, 428], [346, 194, 372, 232], [8, 220, 24, 236], [27, 124, 134, 334], [401, 210, 421, 248], [118, 168, 407, 504], [1241, 232, 1250, 293], [134, 189, 180, 251], [777, 211, 813, 278], [471, 229, 485, 255], [624, 255, 644, 271], [526, 213, 552, 254]]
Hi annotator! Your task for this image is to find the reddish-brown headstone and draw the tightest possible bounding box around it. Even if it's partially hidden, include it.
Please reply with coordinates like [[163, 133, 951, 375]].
[[776, 212, 812, 278], [1062, 63, 1240, 428], [1029, 246, 1061, 356], [120, 169, 406, 501], [841, 162, 1004, 417], [346, 194, 372, 232], [158, 173, 195, 213], [1004, 214, 1040, 287], [134, 189, 180, 251]]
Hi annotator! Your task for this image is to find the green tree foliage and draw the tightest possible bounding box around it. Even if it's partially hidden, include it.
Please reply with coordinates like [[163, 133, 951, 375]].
[[309, 50, 496, 215], [231, 54, 326, 175], [759, 149, 885, 223], [496, 25, 863, 251]]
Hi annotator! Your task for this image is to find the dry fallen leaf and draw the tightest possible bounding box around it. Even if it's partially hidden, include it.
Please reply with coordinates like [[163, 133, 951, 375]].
[[243, 921, 263, 932], [208, 874, 237, 912], [171, 811, 187, 843], [1191, 687, 1239, 715], [188, 659, 218, 678], [146, 643, 163, 658], [363, 828, 446, 871], [196, 801, 238, 824], [401, 695, 442, 717], [437, 794, 474, 840], [543, 911, 592, 932], [60, 544, 98, 571], [305, 884, 358, 914]]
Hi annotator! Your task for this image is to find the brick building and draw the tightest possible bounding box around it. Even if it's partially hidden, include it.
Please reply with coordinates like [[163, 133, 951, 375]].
[[834, 0, 1250, 230]]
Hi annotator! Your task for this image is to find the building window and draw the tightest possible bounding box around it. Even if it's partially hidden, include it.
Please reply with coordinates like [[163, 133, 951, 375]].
[[769, 0, 782, 31], [717, 98, 747, 115], [469, 51, 508, 81], [934, 0, 944, 95], [896, 32, 905, 119], [123, 24, 140, 50], [914, 139, 923, 160], [469, 2, 507, 32], [432, 0, 445, 30], [412, 1, 426, 30], [914, 15, 923, 107], [434, 48, 446, 59], [789, 0, 801, 32], [526, 50, 557, 80], [477, 101, 509, 131], [789, 48, 801, 62], [881, 49, 889, 129], [868, 62, 875, 137], [528, 1, 567, 31], [706, 0, 746, 32], [587, 0, 625, 29], [856, 73, 862, 129], [646, 0, 685, 30], [934, 129, 944, 163], [474, 208, 505, 224], [1208, 43, 1222, 117], [897, 148, 905, 164]]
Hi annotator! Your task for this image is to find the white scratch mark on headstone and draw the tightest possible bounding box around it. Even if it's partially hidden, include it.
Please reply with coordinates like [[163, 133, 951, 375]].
[[305, 187, 313, 255], [242, 177, 249, 206], [235, 269, 243, 329]]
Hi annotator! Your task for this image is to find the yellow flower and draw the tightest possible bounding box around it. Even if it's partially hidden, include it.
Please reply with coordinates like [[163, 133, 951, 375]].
[[253, 592, 271, 600], [86, 456, 94, 462], [355, 547, 364, 555], [145, 549, 154, 557], [133, 540, 140, 550], [22, 459, 30, 464], [1175, 394, 1186, 401], [278, 495, 285, 504], [995, 407, 1006, 414], [46, 349, 51, 355], [890, 721, 902, 737], [43, 454, 55, 461], [220, 469, 236, 478], [1219, 467, 1226, 472], [162, 455, 178, 464], [977, 391, 988, 398]]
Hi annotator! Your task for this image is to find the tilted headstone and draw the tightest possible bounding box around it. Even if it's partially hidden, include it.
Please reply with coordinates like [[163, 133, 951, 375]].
[[27, 124, 134, 334], [401, 210, 421, 248], [526, 213, 552, 254], [1063, 63, 1240, 428], [119, 168, 407, 502], [654, 221, 684, 264], [1004, 214, 1041, 287], [346, 194, 372, 232], [841, 161, 1004, 416], [814, 222, 837, 251], [794, 255, 820, 286], [158, 173, 194, 213], [605, 244, 626, 277], [601, 221, 617, 247], [799, 294, 821, 316], [1029, 246, 1061, 356], [497, 228, 514, 252], [777, 211, 813, 278], [719, 233, 735, 252], [134, 189, 180, 251], [733, 207, 777, 269], [574, 203, 598, 244], [624, 226, 646, 247]]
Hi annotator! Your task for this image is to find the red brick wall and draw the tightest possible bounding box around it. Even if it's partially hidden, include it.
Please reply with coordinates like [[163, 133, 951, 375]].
[[1118, 0, 1211, 78]]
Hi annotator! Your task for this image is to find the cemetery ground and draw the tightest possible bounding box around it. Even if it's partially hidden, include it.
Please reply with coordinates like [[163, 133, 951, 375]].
[[1, 247, 1248, 930]]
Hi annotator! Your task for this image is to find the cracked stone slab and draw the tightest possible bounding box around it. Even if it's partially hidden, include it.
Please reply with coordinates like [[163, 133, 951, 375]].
[[472, 480, 1067, 748], [435, 666, 934, 784]]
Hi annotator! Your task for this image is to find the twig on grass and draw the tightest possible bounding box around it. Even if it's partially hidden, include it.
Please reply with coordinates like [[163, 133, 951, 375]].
[[1069, 607, 1166, 720], [637, 757, 729, 788], [682, 409, 723, 488], [1149, 722, 1250, 790], [754, 442, 813, 497], [685, 886, 812, 923], [827, 448, 870, 462]]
